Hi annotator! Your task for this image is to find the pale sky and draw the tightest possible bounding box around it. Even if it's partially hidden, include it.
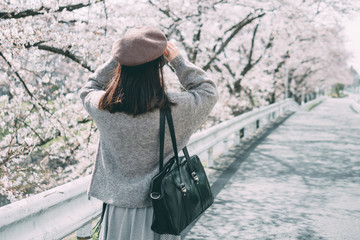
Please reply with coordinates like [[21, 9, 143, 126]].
[[343, 15, 360, 73]]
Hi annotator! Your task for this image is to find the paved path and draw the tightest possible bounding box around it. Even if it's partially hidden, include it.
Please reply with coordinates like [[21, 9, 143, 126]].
[[185, 98, 360, 240]]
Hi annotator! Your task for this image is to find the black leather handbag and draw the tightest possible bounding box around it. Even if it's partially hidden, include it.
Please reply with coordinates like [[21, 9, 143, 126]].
[[150, 108, 214, 235]]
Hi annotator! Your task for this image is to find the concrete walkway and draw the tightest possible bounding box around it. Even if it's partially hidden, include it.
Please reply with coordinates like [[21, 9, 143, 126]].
[[185, 98, 360, 240]]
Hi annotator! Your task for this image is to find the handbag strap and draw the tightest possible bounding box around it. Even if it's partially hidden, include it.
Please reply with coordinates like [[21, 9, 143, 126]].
[[159, 108, 195, 175], [159, 108, 180, 172], [164, 109, 179, 163], [159, 108, 166, 172], [162, 108, 184, 184], [159, 108, 181, 171], [159, 108, 185, 183], [182, 146, 191, 160], [165, 110, 198, 176]]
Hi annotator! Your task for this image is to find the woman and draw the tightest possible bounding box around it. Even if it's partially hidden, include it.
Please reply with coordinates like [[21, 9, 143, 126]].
[[79, 26, 218, 240]]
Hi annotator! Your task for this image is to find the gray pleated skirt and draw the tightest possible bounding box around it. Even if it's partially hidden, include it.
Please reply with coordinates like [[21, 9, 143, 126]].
[[99, 204, 181, 240]]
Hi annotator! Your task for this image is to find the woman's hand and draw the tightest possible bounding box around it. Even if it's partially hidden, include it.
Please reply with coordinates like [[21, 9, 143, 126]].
[[164, 41, 180, 62]]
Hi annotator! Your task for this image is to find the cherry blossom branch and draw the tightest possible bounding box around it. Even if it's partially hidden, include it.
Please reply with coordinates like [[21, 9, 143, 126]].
[[188, 1, 203, 64], [0, 126, 31, 167], [222, 63, 235, 94], [24, 42, 94, 72], [103, 0, 108, 36], [301, 57, 320, 64], [147, 0, 192, 59], [2, 47, 93, 142], [147, 0, 181, 22], [15, 117, 55, 147], [79, 122, 97, 175], [273, 51, 290, 75], [1, 51, 75, 143], [18, 118, 46, 144], [265, 51, 291, 104], [190, 23, 202, 63], [0, 51, 51, 113], [224, 24, 271, 94], [240, 24, 260, 76], [77, 117, 92, 124], [0, 52, 33, 98], [0, 1, 104, 20], [243, 86, 255, 107], [202, 11, 265, 71]]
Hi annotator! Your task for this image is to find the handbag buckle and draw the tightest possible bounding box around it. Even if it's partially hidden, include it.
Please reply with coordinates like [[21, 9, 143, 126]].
[[180, 183, 187, 194], [191, 172, 199, 183], [150, 192, 161, 200]]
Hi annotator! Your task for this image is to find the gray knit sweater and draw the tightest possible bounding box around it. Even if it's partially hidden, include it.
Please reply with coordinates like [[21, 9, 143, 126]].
[[79, 54, 218, 208]]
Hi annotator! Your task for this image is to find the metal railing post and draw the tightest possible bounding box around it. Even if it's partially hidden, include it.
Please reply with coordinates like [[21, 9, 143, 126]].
[[234, 131, 240, 145], [244, 126, 249, 139], [223, 138, 229, 154], [207, 147, 214, 167]]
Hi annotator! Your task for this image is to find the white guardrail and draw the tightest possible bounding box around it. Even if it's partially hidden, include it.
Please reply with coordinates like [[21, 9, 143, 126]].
[[0, 98, 301, 240]]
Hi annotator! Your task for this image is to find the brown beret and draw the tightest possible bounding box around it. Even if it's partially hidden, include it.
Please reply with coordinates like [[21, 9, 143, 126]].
[[111, 26, 167, 66]]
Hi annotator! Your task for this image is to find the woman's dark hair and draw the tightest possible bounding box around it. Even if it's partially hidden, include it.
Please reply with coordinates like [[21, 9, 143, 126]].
[[98, 55, 175, 115]]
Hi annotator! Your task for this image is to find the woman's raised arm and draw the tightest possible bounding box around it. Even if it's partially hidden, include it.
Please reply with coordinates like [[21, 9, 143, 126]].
[[79, 58, 118, 112]]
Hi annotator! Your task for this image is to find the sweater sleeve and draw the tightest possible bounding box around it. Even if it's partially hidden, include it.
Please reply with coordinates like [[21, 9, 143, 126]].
[[168, 54, 219, 139], [79, 58, 118, 113], [170, 55, 218, 95]]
